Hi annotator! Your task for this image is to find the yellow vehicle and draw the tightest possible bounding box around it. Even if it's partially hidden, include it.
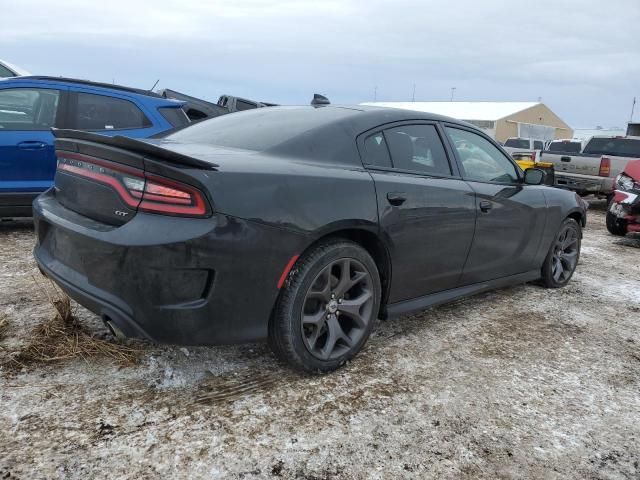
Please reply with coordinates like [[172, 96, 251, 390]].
[[512, 152, 555, 186]]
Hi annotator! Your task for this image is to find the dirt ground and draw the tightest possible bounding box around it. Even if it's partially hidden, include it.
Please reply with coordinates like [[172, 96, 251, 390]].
[[0, 200, 638, 479]]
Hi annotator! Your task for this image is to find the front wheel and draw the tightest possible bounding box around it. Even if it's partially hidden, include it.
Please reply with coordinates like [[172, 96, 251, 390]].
[[541, 218, 581, 288], [606, 211, 628, 236], [269, 240, 381, 373]]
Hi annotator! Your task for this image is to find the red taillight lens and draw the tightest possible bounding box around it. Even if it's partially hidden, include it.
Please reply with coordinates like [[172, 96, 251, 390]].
[[138, 174, 207, 216], [599, 156, 611, 177], [56, 152, 210, 217], [531, 151, 537, 162]]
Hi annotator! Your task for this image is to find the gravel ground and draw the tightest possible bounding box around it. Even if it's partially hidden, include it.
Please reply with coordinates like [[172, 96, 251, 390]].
[[0, 201, 639, 479]]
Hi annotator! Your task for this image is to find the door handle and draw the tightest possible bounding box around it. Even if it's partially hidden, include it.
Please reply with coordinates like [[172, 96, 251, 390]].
[[479, 200, 493, 213], [17, 141, 47, 150], [560, 156, 571, 162], [386, 192, 407, 206]]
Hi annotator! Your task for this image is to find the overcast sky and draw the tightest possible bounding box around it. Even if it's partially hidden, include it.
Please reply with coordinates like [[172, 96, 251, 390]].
[[3, 0, 639, 127]]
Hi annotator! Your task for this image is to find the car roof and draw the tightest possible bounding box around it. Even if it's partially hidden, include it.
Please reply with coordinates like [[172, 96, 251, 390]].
[[4, 75, 164, 98], [301, 104, 472, 129]]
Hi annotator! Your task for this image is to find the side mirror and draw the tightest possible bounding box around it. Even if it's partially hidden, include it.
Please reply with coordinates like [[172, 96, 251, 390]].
[[524, 168, 545, 185]]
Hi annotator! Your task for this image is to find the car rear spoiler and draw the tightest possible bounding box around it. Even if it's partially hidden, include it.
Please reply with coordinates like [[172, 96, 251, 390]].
[[51, 128, 218, 170]]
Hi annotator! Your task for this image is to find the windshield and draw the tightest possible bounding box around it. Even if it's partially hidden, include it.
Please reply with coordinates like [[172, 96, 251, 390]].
[[548, 141, 582, 153], [583, 137, 640, 157], [504, 138, 530, 149], [168, 106, 357, 151]]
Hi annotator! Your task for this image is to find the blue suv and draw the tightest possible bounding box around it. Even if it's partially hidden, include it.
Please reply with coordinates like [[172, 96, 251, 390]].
[[0, 76, 189, 217]]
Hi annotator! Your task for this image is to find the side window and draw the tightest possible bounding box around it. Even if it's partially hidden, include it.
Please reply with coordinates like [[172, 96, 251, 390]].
[[446, 127, 519, 183], [384, 124, 451, 175], [0, 64, 15, 78], [534, 140, 544, 150], [362, 132, 392, 167], [158, 106, 190, 128], [73, 92, 151, 130], [0, 88, 60, 130], [235, 99, 257, 111]]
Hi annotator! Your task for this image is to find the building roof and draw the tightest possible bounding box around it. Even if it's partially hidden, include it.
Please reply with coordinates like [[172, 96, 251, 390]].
[[361, 101, 541, 121]]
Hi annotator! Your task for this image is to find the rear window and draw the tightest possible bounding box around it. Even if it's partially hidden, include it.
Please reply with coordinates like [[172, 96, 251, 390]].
[[583, 138, 640, 157], [533, 140, 544, 150], [235, 99, 257, 111], [158, 106, 190, 128], [167, 107, 357, 151], [548, 141, 582, 154], [73, 92, 151, 130], [504, 138, 531, 149]]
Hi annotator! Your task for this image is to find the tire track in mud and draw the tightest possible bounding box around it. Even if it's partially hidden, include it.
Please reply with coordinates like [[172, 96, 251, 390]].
[[190, 369, 301, 406]]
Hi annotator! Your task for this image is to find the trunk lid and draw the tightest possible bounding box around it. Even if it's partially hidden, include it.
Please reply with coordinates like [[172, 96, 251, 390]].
[[52, 130, 216, 226]]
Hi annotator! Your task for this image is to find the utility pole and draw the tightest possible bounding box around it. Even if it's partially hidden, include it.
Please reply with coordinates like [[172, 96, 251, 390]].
[[450, 87, 456, 101], [630, 97, 637, 123], [412, 84, 416, 102], [374, 85, 377, 102]]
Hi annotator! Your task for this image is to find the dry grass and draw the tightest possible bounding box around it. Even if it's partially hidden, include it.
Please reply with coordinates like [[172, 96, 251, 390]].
[[4, 279, 141, 371], [0, 313, 8, 341]]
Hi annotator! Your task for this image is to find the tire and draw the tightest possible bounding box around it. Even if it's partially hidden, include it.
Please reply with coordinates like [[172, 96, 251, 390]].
[[606, 211, 628, 236], [541, 218, 581, 288], [268, 240, 381, 373]]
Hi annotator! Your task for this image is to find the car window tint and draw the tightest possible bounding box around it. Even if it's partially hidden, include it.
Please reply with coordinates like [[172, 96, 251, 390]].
[[504, 138, 530, 149], [74, 92, 150, 130], [0, 88, 60, 130], [158, 106, 190, 128], [362, 132, 392, 167], [583, 137, 640, 157], [548, 141, 582, 153], [235, 99, 257, 111], [446, 127, 519, 183], [168, 106, 358, 151], [384, 125, 451, 175], [0, 64, 15, 78]]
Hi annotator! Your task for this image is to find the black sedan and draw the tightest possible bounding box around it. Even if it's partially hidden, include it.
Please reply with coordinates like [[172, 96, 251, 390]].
[[33, 105, 586, 372]]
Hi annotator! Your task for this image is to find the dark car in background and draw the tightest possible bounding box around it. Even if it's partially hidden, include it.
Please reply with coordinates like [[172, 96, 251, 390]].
[[0, 76, 189, 217], [33, 105, 587, 372], [159, 88, 276, 122]]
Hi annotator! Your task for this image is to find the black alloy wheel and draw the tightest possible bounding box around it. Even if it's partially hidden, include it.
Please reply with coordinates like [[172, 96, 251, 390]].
[[301, 258, 375, 361], [541, 218, 581, 288], [269, 240, 381, 373]]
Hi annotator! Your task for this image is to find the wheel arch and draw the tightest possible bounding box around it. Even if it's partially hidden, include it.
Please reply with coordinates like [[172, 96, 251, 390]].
[[566, 208, 586, 229], [298, 223, 393, 315]]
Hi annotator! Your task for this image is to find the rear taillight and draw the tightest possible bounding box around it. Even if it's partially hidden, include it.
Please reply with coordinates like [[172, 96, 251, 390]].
[[56, 152, 209, 217], [137, 173, 207, 216], [531, 151, 537, 162], [599, 156, 611, 177]]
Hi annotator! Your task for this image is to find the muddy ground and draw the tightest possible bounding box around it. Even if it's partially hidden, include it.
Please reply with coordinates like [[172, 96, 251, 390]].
[[0, 201, 638, 479]]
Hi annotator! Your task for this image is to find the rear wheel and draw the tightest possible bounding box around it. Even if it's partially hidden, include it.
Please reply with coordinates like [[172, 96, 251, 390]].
[[606, 211, 628, 236], [541, 218, 581, 288], [269, 240, 381, 373]]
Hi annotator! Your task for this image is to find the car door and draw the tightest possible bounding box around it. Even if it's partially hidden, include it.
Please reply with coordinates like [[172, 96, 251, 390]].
[[443, 125, 547, 285], [67, 89, 158, 139], [359, 122, 476, 303], [0, 86, 67, 194]]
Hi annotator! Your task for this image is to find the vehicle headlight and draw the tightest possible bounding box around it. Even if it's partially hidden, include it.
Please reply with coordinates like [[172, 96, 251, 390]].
[[616, 173, 635, 191]]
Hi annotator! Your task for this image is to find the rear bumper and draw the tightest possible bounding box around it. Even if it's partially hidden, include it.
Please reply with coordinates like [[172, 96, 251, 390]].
[[33, 189, 305, 345], [555, 173, 614, 194]]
